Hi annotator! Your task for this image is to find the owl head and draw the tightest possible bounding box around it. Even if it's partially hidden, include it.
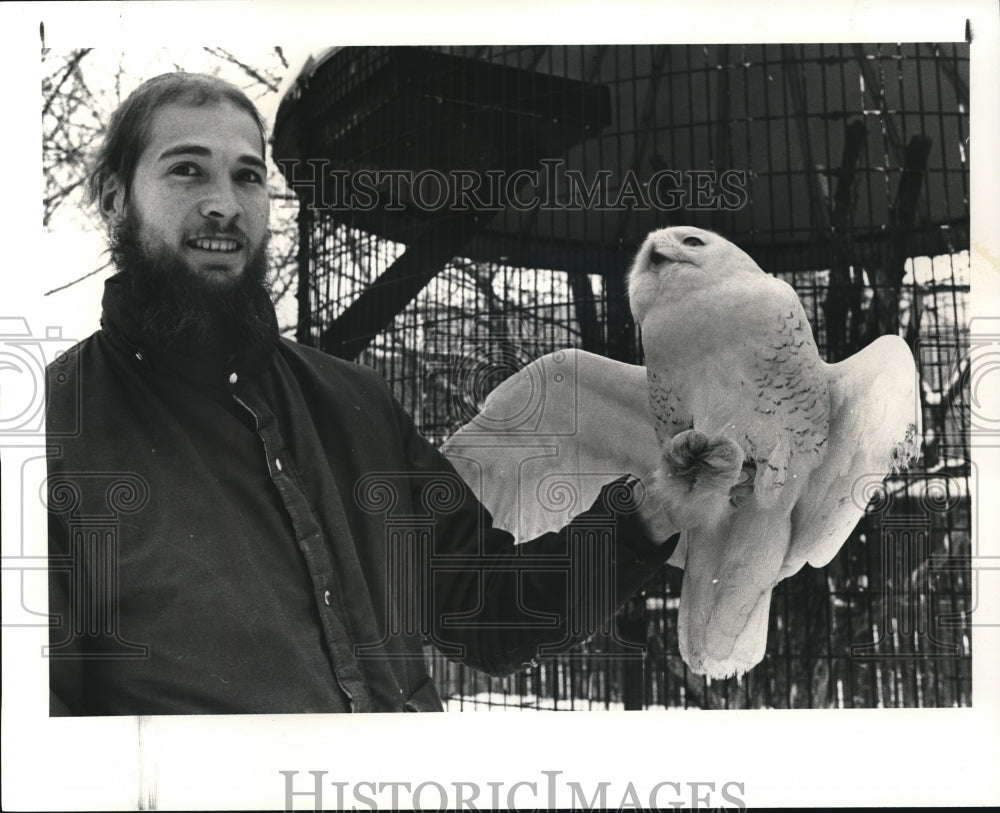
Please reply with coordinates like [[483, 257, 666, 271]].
[[627, 226, 764, 324]]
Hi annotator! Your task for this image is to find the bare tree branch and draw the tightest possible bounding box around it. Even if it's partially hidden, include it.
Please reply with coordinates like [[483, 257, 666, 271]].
[[44, 258, 112, 296], [42, 48, 92, 118], [202, 47, 280, 93], [44, 178, 88, 226]]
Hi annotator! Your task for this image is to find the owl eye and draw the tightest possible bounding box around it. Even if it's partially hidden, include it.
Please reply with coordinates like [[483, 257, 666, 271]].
[[682, 236, 705, 247]]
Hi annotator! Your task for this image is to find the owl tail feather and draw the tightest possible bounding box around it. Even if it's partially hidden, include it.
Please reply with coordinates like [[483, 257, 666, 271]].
[[679, 585, 773, 680]]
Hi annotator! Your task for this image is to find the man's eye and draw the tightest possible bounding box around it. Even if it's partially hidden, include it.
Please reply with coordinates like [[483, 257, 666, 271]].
[[238, 169, 265, 184], [682, 236, 705, 247], [168, 163, 201, 177]]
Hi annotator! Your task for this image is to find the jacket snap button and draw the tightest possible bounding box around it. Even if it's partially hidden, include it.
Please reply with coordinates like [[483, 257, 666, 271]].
[[323, 590, 331, 606], [275, 457, 283, 472], [228, 372, 238, 385]]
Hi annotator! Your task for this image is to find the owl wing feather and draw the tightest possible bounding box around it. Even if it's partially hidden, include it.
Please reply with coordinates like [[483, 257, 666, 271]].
[[781, 334, 919, 577], [442, 349, 672, 556]]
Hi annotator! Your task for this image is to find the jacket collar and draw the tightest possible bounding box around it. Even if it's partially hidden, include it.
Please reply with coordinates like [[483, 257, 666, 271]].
[[99, 272, 279, 392]]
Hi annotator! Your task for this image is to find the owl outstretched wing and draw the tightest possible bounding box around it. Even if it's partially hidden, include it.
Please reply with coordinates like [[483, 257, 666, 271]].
[[441, 348, 671, 555], [782, 335, 919, 577]]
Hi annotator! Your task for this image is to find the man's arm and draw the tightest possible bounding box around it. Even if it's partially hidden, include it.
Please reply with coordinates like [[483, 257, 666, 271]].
[[395, 401, 678, 677]]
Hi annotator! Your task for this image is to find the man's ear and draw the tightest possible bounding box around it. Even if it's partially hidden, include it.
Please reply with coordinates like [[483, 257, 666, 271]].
[[99, 174, 127, 226]]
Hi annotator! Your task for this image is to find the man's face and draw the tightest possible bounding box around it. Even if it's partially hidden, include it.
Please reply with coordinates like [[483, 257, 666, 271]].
[[120, 100, 270, 287]]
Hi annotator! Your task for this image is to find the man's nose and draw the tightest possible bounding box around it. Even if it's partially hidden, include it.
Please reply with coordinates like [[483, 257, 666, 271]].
[[199, 180, 241, 222]]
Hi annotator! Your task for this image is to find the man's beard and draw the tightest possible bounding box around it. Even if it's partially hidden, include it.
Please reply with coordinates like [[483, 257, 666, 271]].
[[108, 209, 277, 359]]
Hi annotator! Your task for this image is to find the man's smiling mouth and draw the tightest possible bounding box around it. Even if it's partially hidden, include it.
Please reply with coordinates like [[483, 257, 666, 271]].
[[187, 237, 241, 252]]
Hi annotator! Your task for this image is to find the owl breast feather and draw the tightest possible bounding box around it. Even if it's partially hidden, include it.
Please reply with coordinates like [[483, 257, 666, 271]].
[[644, 286, 830, 498]]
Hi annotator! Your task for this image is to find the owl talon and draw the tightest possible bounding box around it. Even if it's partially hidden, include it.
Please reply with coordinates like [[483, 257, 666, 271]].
[[728, 460, 757, 508]]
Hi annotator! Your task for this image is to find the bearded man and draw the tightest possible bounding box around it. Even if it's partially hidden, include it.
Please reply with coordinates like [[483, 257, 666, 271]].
[[46, 72, 681, 716]]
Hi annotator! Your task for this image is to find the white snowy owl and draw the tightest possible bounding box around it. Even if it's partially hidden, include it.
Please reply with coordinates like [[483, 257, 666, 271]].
[[442, 226, 918, 679]]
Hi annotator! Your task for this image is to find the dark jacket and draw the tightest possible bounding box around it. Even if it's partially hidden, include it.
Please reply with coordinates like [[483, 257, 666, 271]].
[[47, 278, 676, 715]]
